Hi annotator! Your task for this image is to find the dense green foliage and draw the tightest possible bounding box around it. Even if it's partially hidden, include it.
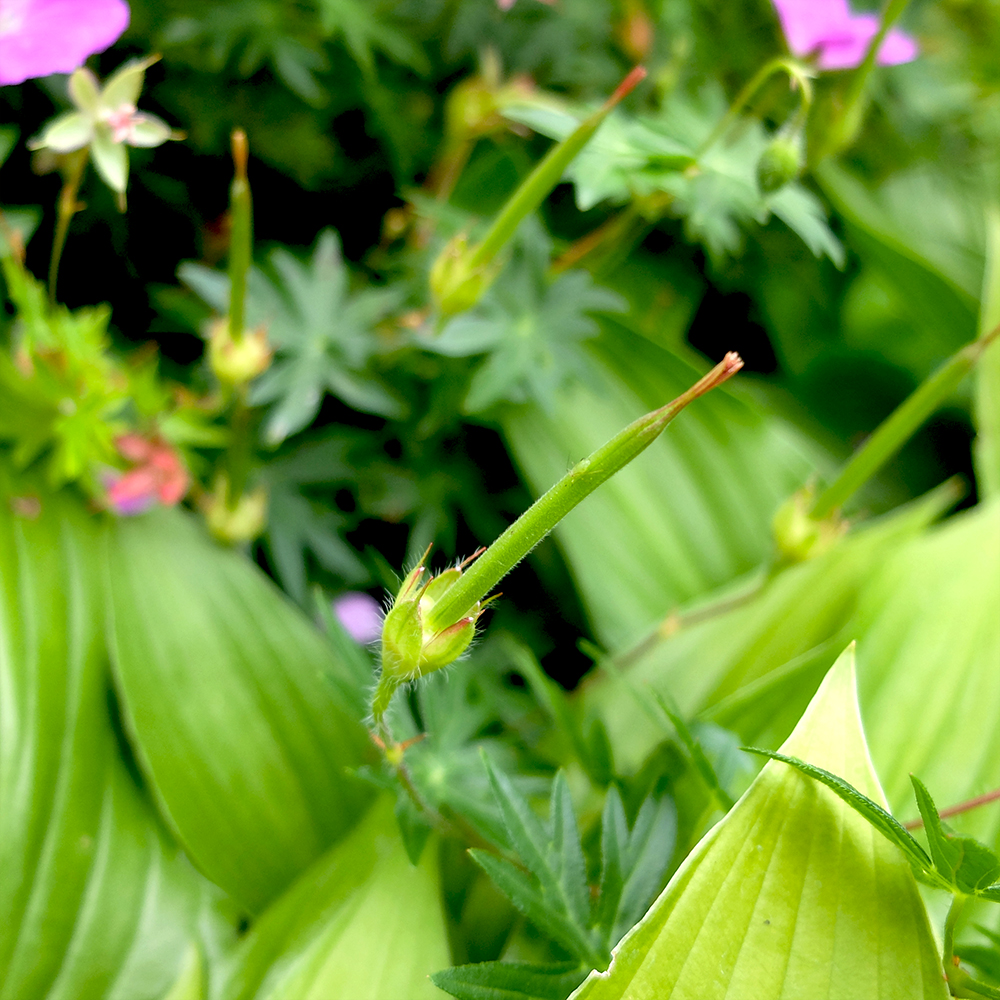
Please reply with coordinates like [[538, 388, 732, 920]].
[[1, 0, 999, 997]]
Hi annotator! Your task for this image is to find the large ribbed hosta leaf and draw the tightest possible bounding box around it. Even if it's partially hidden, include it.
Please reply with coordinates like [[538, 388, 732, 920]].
[[856, 499, 1000, 841], [218, 795, 450, 1000], [580, 484, 952, 771], [0, 479, 223, 1000], [105, 508, 374, 914], [501, 322, 822, 650], [571, 648, 948, 1000]]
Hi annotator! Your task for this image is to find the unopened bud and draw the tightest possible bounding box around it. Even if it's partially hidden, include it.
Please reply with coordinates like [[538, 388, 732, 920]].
[[207, 318, 271, 385], [202, 475, 268, 543], [429, 234, 498, 318], [772, 487, 846, 564], [757, 134, 803, 194], [374, 551, 482, 720]]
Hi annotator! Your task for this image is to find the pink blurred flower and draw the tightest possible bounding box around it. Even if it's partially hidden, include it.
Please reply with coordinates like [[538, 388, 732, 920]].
[[105, 434, 189, 516], [772, 0, 917, 70], [0, 0, 130, 86], [333, 592, 383, 644]]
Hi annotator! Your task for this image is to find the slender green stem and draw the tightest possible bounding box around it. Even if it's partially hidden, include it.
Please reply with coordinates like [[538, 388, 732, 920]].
[[467, 66, 646, 272], [224, 387, 255, 509], [228, 129, 252, 344], [48, 148, 88, 304], [944, 893, 965, 967], [810, 324, 1000, 520], [697, 57, 813, 158], [840, 0, 912, 138], [425, 352, 743, 632]]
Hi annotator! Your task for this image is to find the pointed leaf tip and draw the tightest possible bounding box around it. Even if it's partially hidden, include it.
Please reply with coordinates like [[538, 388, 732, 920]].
[[570, 645, 948, 999]]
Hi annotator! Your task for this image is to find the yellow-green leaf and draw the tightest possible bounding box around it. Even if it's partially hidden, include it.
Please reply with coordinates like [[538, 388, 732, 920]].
[[219, 795, 450, 1000], [105, 508, 374, 914], [571, 647, 948, 1000]]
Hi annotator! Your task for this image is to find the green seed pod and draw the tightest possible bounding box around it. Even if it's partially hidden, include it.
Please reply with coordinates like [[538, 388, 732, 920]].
[[757, 135, 803, 194]]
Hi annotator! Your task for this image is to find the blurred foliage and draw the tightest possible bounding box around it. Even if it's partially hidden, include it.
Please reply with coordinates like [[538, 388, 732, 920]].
[[2, 0, 1000, 995]]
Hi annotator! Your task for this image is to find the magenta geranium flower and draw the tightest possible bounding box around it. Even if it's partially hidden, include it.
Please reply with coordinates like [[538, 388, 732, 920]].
[[0, 0, 129, 86], [772, 0, 917, 70]]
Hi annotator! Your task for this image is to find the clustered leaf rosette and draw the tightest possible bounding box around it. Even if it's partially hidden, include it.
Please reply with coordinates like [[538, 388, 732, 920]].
[[28, 56, 178, 205], [375, 550, 484, 721]]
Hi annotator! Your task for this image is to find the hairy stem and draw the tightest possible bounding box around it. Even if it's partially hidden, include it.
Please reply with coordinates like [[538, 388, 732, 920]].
[[425, 352, 743, 632], [468, 66, 646, 272]]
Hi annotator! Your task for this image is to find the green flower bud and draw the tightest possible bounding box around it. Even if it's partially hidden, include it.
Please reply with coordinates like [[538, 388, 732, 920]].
[[757, 135, 803, 194], [374, 553, 482, 721], [772, 487, 846, 565], [429, 234, 498, 319], [207, 318, 272, 386]]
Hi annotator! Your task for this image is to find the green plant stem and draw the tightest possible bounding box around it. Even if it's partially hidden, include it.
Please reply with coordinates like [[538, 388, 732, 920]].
[[944, 893, 969, 995], [697, 56, 813, 158], [224, 387, 255, 509], [228, 129, 252, 344], [467, 65, 646, 272], [838, 0, 912, 145], [424, 352, 743, 633], [48, 148, 88, 304], [810, 324, 1000, 520]]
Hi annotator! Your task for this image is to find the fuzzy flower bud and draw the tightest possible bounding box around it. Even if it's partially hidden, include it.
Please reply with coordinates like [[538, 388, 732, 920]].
[[757, 133, 804, 194], [374, 550, 482, 721]]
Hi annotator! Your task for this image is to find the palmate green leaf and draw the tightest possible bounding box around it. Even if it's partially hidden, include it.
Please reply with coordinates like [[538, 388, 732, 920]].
[[104, 507, 374, 913], [596, 787, 675, 949], [0, 474, 227, 999], [581, 479, 956, 772], [504, 90, 843, 265], [432, 961, 586, 1000], [502, 321, 823, 650], [157, 2, 329, 104], [478, 760, 602, 965], [180, 229, 404, 443], [426, 221, 625, 414], [571, 647, 949, 999], [218, 795, 449, 1000], [317, 0, 428, 74], [264, 484, 367, 605]]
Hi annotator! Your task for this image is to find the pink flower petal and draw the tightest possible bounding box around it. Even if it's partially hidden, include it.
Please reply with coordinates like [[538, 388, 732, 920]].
[[0, 0, 130, 86], [874, 26, 919, 65], [106, 466, 159, 515], [771, 0, 917, 70], [772, 0, 852, 58], [333, 592, 383, 644]]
